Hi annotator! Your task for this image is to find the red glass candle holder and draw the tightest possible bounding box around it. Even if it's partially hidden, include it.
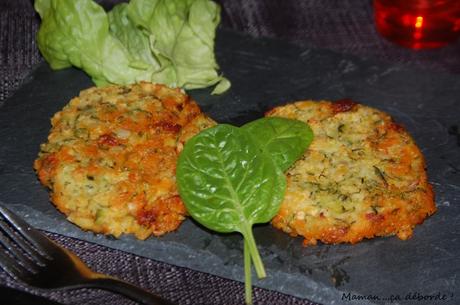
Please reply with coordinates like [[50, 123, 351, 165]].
[[374, 0, 460, 49]]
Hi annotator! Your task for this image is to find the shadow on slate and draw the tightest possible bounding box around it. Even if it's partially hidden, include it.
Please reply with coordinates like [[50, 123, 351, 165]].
[[0, 29, 459, 305]]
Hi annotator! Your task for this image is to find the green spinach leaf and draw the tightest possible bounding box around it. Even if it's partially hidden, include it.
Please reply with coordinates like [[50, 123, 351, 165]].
[[242, 117, 314, 171], [177, 118, 313, 304], [177, 124, 286, 278]]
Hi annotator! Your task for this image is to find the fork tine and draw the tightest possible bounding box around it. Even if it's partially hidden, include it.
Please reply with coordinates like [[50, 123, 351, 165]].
[[0, 249, 33, 281], [0, 205, 54, 259], [0, 219, 48, 265], [0, 228, 41, 272]]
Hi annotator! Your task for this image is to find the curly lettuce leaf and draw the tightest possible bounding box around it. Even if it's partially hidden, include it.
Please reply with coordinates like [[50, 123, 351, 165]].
[[127, 0, 230, 93], [108, 3, 159, 70], [34, 0, 230, 94], [34, 0, 154, 86]]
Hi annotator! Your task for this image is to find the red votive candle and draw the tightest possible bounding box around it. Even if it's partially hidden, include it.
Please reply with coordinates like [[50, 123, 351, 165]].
[[374, 0, 460, 49]]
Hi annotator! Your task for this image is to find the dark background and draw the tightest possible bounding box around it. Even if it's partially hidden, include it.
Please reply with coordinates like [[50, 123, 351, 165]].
[[2, 0, 460, 102]]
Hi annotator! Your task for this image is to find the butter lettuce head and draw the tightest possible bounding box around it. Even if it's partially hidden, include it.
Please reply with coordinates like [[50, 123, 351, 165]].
[[34, 0, 230, 94]]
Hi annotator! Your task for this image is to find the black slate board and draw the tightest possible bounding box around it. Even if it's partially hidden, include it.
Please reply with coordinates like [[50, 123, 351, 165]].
[[0, 30, 459, 305]]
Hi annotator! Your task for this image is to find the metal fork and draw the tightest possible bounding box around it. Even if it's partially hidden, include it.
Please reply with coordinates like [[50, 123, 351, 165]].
[[0, 204, 174, 305]]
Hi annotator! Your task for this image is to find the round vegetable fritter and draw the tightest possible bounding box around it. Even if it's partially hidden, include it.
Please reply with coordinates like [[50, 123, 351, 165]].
[[34, 82, 215, 239], [267, 99, 436, 246]]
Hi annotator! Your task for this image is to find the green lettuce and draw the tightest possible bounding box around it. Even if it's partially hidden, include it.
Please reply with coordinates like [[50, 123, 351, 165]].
[[108, 3, 160, 71], [34, 0, 230, 94], [34, 0, 152, 86]]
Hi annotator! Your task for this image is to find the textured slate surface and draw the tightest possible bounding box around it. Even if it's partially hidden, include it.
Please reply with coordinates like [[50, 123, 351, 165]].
[[0, 30, 459, 305]]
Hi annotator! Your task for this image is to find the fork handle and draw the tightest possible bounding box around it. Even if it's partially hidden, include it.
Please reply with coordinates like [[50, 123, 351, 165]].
[[88, 277, 175, 305]]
